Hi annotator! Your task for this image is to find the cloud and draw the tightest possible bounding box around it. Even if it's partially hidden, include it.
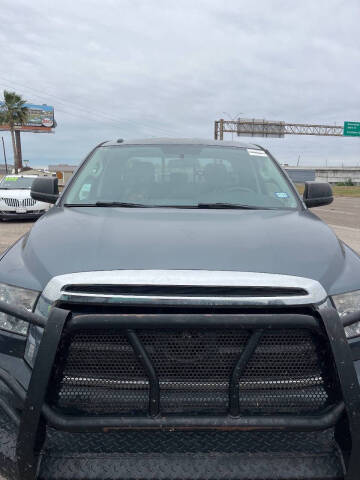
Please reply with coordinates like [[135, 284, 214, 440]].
[[0, 0, 359, 166]]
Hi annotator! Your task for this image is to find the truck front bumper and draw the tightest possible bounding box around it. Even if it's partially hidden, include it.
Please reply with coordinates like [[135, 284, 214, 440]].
[[0, 210, 45, 220], [0, 408, 348, 480], [0, 302, 359, 480]]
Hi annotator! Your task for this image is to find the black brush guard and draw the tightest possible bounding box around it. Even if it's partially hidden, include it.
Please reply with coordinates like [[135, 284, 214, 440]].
[[0, 300, 360, 479]]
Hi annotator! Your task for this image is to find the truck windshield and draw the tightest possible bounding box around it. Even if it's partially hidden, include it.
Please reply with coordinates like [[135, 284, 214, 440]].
[[0, 176, 35, 189], [63, 145, 298, 209]]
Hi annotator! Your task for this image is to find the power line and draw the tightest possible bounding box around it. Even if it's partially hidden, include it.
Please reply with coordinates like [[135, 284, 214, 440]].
[[0, 80, 117, 127], [0, 75, 179, 137], [0, 77, 177, 136]]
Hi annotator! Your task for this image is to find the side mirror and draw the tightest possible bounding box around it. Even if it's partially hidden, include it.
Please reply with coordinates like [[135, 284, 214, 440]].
[[31, 177, 59, 204], [303, 181, 333, 208]]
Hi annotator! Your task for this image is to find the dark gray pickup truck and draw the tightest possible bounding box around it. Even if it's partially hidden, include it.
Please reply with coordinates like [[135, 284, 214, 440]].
[[0, 138, 360, 480]]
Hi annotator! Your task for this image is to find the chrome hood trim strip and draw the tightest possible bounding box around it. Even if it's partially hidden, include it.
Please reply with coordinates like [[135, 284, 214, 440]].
[[41, 270, 327, 306]]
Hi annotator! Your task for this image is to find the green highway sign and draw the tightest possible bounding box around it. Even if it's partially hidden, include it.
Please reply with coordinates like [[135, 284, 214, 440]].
[[343, 121, 360, 136]]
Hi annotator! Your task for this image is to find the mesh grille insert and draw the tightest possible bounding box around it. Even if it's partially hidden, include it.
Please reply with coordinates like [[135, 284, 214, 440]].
[[49, 325, 339, 416], [51, 331, 149, 414]]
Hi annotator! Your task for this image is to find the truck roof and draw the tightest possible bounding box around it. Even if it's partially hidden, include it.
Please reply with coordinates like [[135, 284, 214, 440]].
[[102, 138, 263, 149]]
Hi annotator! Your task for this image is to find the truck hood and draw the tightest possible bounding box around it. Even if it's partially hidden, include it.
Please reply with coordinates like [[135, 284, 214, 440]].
[[0, 205, 355, 295]]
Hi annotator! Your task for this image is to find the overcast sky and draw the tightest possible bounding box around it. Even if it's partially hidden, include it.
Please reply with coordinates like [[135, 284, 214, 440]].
[[1, 0, 359, 167]]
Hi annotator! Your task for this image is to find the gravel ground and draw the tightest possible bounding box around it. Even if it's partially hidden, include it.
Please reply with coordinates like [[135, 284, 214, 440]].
[[0, 219, 34, 254]]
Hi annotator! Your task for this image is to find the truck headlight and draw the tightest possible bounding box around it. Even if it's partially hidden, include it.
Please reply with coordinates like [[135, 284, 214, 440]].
[[0, 283, 39, 336], [24, 295, 52, 367], [332, 290, 360, 339]]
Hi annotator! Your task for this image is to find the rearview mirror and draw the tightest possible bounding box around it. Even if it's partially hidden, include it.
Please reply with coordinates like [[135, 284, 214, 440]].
[[31, 177, 59, 204], [303, 181, 333, 208]]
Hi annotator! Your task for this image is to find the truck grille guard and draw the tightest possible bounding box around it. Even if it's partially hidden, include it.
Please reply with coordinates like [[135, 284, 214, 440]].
[[0, 270, 359, 479]]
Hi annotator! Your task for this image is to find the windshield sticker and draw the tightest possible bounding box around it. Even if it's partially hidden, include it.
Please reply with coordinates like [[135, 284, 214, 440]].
[[247, 149, 267, 157], [4, 177, 18, 181], [275, 192, 289, 199]]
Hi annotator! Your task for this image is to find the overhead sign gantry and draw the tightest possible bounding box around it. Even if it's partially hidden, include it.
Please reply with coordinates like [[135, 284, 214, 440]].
[[214, 118, 360, 140]]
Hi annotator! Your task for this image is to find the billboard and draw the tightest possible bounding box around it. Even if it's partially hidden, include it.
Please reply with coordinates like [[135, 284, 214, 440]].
[[237, 118, 285, 138], [0, 103, 55, 132]]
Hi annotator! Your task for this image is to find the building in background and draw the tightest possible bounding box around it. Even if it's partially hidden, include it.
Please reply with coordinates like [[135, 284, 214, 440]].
[[0, 164, 14, 175], [285, 166, 360, 185], [284, 168, 315, 183], [48, 164, 77, 187]]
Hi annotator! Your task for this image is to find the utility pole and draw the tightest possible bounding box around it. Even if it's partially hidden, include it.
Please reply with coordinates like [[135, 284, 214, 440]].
[[1, 137, 8, 174]]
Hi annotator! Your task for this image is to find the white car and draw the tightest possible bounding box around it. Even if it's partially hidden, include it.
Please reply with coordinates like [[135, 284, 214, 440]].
[[0, 174, 50, 220]]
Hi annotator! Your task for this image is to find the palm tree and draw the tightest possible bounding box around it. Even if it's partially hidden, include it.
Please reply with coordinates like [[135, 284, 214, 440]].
[[0, 90, 28, 173]]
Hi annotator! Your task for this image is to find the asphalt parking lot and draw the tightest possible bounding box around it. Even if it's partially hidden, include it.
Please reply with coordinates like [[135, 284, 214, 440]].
[[314, 197, 360, 254], [0, 197, 359, 255]]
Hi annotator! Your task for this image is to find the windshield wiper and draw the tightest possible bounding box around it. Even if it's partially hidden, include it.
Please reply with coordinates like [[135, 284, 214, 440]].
[[96, 201, 149, 207], [64, 202, 276, 209], [64, 202, 149, 208], [197, 203, 273, 210]]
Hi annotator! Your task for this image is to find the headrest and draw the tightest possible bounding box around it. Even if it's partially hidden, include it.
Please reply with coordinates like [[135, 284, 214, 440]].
[[203, 163, 229, 185]]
